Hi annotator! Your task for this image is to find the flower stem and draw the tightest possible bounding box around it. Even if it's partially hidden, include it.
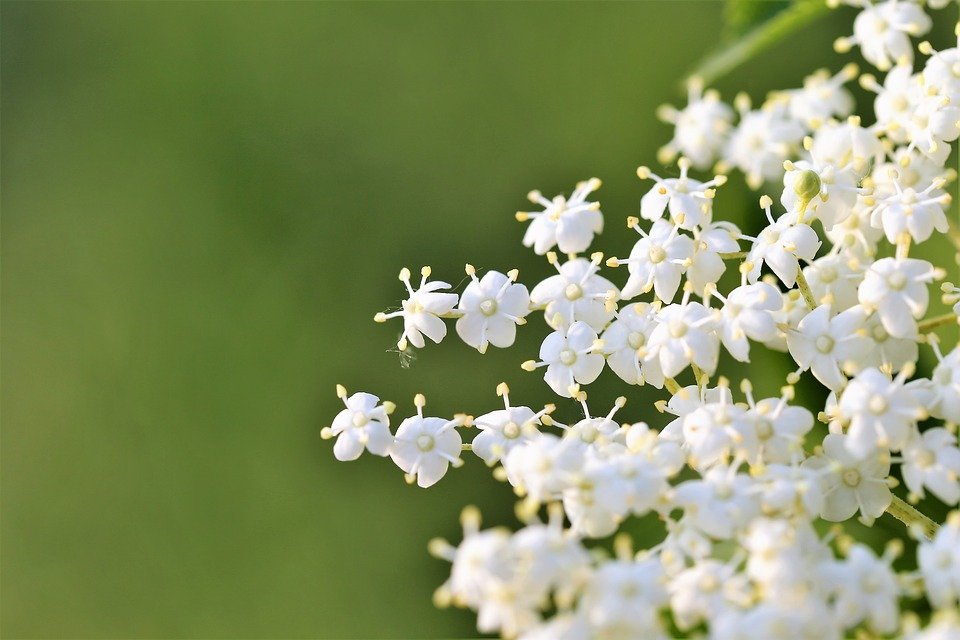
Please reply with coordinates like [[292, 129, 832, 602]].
[[917, 312, 958, 333], [685, 0, 832, 87], [664, 377, 681, 394], [885, 495, 939, 541], [719, 251, 747, 260], [794, 269, 818, 310]]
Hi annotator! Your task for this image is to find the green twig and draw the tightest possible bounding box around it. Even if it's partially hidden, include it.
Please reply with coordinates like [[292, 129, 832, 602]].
[[685, 0, 832, 87], [918, 312, 958, 333], [885, 495, 939, 541]]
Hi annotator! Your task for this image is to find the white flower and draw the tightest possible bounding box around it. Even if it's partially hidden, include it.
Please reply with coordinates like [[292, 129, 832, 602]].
[[858, 257, 940, 338], [870, 175, 951, 245], [375, 266, 458, 350], [917, 512, 960, 610], [612, 218, 695, 302], [518, 179, 604, 255], [563, 453, 630, 537], [667, 558, 752, 630], [809, 118, 884, 178], [599, 302, 664, 387], [782, 157, 863, 228], [836, 0, 932, 71], [656, 80, 734, 170], [921, 39, 960, 104], [723, 95, 804, 189], [390, 395, 465, 488], [902, 428, 960, 505], [925, 344, 960, 423], [825, 200, 884, 258], [681, 400, 758, 470], [579, 558, 667, 636], [471, 384, 550, 465], [713, 282, 782, 363], [673, 465, 760, 539], [660, 384, 733, 442], [786, 304, 872, 391], [637, 158, 727, 231], [530, 254, 619, 331], [524, 321, 604, 397], [745, 198, 820, 287], [858, 309, 919, 373], [783, 64, 858, 129], [456, 266, 531, 353], [646, 301, 720, 378], [803, 433, 891, 523], [838, 367, 923, 458], [323, 387, 395, 461], [820, 543, 900, 634], [802, 254, 862, 311], [743, 387, 814, 465], [686, 221, 741, 295], [862, 64, 922, 145], [502, 433, 586, 503]]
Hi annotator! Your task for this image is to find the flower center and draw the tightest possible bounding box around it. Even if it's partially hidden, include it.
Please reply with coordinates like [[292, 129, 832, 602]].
[[868, 394, 888, 415], [627, 331, 645, 350], [914, 449, 935, 469], [559, 348, 578, 366], [842, 469, 861, 487], [669, 319, 688, 338], [815, 335, 834, 354], [887, 272, 907, 291], [565, 283, 584, 300], [352, 412, 369, 427], [416, 434, 435, 452], [648, 246, 667, 264], [819, 266, 838, 283], [479, 299, 498, 316], [756, 419, 774, 440], [872, 324, 889, 342], [502, 422, 520, 439]]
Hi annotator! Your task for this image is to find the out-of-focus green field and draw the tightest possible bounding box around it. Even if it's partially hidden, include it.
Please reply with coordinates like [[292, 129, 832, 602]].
[[2, 2, 956, 638]]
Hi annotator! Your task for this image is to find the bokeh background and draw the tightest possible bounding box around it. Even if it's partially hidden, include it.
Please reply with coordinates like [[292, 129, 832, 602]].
[[3, 1, 957, 638]]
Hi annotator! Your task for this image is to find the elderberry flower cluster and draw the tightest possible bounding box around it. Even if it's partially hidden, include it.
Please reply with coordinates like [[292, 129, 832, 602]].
[[322, 1, 960, 637]]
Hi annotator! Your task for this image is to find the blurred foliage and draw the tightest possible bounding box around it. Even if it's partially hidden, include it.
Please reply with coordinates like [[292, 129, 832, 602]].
[[2, 1, 957, 639], [723, 0, 792, 39]]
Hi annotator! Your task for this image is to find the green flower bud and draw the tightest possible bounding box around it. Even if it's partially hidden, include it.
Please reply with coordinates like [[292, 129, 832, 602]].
[[794, 169, 821, 214]]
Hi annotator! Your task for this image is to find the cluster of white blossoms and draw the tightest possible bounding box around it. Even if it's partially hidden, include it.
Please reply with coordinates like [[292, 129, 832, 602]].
[[323, 1, 960, 637]]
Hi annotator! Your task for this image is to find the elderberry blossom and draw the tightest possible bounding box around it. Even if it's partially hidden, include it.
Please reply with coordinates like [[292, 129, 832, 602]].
[[524, 321, 604, 398], [456, 266, 530, 353], [322, 3, 960, 636], [637, 158, 726, 230], [835, 0, 932, 71], [838, 366, 924, 458], [803, 433, 892, 523], [375, 267, 458, 350], [471, 384, 550, 465], [858, 257, 942, 338], [646, 299, 720, 379], [390, 394, 466, 488], [901, 428, 960, 505], [599, 302, 665, 387], [530, 253, 618, 331], [611, 218, 695, 303], [656, 79, 734, 169], [744, 196, 820, 287], [917, 512, 960, 610], [517, 179, 604, 255], [322, 387, 395, 461], [786, 304, 872, 391], [713, 281, 782, 363], [870, 175, 952, 244]]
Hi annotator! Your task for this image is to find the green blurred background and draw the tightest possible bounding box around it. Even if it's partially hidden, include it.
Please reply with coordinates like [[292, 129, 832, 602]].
[[2, 1, 957, 638]]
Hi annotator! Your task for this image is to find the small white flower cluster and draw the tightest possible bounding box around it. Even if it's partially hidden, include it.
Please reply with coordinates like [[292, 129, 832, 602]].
[[323, 2, 960, 637]]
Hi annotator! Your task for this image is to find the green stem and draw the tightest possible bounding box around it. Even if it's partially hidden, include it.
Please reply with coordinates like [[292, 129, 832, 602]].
[[794, 269, 818, 310], [719, 251, 747, 260], [885, 495, 939, 541], [918, 312, 958, 333], [686, 0, 832, 87]]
